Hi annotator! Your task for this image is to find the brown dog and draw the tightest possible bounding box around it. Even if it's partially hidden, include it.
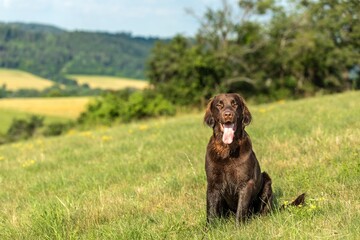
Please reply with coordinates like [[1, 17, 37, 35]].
[[204, 93, 304, 225]]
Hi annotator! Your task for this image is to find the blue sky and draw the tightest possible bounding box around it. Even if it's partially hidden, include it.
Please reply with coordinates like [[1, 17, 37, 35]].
[[0, 0, 238, 37]]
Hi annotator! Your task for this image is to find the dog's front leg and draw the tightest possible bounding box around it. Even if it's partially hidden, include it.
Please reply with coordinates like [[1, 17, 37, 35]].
[[236, 180, 254, 226], [206, 186, 223, 223]]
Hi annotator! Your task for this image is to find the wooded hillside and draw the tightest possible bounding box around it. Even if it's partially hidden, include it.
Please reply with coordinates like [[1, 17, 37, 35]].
[[0, 22, 161, 81]]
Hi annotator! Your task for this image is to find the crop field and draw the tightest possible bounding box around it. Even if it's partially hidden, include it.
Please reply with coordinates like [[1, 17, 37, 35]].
[[0, 69, 54, 90], [0, 91, 359, 239], [0, 97, 90, 119], [68, 75, 149, 90]]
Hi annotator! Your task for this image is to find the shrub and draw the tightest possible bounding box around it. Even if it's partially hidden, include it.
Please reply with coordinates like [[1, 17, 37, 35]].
[[78, 89, 176, 125], [43, 122, 73, 136], [6, 116, 44, 142]]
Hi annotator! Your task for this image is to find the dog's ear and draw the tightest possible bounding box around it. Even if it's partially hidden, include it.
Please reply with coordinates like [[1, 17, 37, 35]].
[[204, 97, 215, 128], [235, 94, 252, 126]]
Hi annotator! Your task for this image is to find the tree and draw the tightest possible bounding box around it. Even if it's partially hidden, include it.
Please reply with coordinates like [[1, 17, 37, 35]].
[[147, 0, 360, 105]]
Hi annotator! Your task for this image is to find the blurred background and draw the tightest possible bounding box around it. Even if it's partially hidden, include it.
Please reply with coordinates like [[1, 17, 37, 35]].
[[0, 0, 359, 142]]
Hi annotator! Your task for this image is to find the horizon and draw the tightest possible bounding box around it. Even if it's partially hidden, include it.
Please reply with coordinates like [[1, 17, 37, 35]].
[[0, 0, 238, 38]]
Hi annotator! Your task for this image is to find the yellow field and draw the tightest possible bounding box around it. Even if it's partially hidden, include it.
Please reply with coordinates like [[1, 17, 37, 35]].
[[0, 97, 91, 119], [69, 75, 149, 90], [0, 69, 54, 90]]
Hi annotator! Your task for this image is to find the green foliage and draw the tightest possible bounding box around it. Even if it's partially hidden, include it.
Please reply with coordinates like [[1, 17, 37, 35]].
[[0, 22, 161, 82], [2, 115, 73, 144], [43, 122, 73, 137], [148, 36, 222, 105], [78, 89, 176, 125], [147, 0, 360, 106], [6, 116, 44, 142], [0, 84, 6, 98]]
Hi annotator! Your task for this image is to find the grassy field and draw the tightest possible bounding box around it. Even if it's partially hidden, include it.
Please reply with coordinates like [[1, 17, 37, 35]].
[[68, 75, 149, 90], [0, 97, 90, 119], [0, 91, 359, 239], [0, 69, 54, 90]]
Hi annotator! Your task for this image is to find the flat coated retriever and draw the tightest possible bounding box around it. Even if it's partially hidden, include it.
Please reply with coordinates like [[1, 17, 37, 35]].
[[204, 93, 305, 225]]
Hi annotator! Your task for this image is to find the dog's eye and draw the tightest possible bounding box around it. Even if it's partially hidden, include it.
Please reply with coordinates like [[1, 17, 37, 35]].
[[231, 101, 238, 108], [216, 102, 224, 109]]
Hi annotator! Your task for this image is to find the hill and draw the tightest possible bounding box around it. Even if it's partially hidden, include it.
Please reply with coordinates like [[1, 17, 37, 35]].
[[0, 91, 359, 238], [0, 22, 163, 81]]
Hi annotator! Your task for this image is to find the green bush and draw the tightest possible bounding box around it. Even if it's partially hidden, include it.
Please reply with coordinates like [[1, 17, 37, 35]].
[[42, 122, 73, 137], [6, 116, 44, 142], [78, 89, 176, 126]]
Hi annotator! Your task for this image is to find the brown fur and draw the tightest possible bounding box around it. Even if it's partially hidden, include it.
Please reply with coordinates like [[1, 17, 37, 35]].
[[204, 93, 304, 225]]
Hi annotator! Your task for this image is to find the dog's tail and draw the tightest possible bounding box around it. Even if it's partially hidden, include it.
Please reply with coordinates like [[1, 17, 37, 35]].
[[280, 193, 306, 210]]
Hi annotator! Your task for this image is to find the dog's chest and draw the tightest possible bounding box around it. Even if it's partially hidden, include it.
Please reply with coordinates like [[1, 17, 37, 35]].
[[219, 163, 248, 209], [221, 161, 249, 189]]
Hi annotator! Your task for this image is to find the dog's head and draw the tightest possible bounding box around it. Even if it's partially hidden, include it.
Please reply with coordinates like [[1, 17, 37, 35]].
[[204, 93, 252, 144]]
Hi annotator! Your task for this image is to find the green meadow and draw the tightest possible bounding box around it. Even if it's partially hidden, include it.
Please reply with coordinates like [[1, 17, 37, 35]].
[[0, 91, 359, 239]]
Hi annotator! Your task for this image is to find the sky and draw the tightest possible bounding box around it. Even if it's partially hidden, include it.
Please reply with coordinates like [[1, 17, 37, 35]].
[[0, 0, 238, 38]]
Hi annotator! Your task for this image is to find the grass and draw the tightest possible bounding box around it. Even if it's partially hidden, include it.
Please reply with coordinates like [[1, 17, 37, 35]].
[[0, 69, 54, 90], [0, 91, 359, 239], [68, 75, 149, 90], [0, 97, 90, 119]]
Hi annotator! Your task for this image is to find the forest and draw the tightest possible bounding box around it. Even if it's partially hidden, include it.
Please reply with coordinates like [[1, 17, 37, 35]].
[[0, 22, 161, 82]]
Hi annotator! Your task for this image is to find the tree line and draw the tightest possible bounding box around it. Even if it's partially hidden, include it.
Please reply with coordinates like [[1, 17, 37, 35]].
[[147, 0, 360, 105]]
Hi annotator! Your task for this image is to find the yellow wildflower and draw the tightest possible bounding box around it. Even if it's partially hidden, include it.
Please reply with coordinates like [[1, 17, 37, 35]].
[[259, 108, 267, 113], [139, 125, 149, 131], [101, 135, 112, 142], [81, 131, 93, 137], [309, 204, 317, 210], [22, 159, 36, 168], [66, 129, 77, 135]]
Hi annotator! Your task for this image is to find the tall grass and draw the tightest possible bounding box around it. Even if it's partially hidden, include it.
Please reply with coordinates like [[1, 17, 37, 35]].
[[0, 91, 359, 239]]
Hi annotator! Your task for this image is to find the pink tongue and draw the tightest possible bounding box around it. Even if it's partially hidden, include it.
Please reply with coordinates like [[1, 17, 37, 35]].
[[222, 125, 235, 144]]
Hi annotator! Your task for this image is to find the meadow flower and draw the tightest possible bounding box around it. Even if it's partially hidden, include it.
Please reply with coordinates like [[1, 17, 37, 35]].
[[81, 131, 93, 137], [22, 159, 36, 168], [101, 135, 112, 142], [66, 129, 77, 135], [259, 108, 267, 113], [139, 124, 149, 131], [309, 204, 317, 210]]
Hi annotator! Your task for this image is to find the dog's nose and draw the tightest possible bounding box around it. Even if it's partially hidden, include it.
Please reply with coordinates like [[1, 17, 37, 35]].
[[223, 111, 234, 119]]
